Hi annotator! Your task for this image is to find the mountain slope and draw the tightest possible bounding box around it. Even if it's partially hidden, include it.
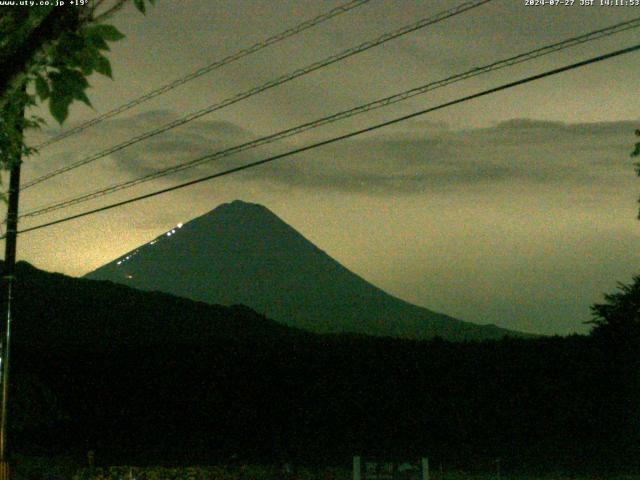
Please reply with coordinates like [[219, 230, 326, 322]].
[[85, 200, 523, 341], [8, 260, 300, 348]]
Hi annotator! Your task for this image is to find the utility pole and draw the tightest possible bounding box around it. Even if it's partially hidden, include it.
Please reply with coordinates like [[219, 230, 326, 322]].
[[0, 93, 25, 480]]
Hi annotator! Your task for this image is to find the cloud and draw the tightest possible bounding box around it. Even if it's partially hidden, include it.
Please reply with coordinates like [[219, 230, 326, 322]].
[[25, 110, 260, 181], [104, 111, 257, 178], [242, 118, 637, 194], [27, 111, 638, 202]]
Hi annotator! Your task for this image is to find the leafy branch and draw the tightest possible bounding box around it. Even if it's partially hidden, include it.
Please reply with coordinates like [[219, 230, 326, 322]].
[[0, 0, 155, 171]]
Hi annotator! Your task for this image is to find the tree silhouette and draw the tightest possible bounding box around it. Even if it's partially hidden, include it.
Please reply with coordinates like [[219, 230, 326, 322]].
[[587, 277, 640, 468], [588, 276, 640, 344]]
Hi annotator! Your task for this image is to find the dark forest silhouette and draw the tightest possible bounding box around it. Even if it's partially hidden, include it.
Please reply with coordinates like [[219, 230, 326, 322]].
[[3, 262, 638, 474]]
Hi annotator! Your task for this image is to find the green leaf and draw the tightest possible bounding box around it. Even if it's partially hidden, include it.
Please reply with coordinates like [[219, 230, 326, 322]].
[[632, 142, 640, 158], [86, 33, 110, 51], [133, 0, 146, 13], [61, 68, 88, 88], [72, 44, 102, 75], [94, 55, 112, 78], [49, 69, 89, 99], [66, 69, 89, 89], [74, 50, 98, 75], [49, 95, 71, 124], [74, 89, 92, 107], [35, 75, 50, 101], [54, 32, 85, 63], [86, 24, 125, 42]]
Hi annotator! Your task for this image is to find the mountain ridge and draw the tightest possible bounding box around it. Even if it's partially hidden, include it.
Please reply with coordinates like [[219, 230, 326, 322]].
[[6, 260, 304, 348]]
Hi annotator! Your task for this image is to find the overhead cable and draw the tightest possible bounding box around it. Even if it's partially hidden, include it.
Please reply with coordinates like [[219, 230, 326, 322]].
[[13, 42, 640, 237], [22, 0, 493, 190], [33, 0, 372, 150], [20, 16, 640, 219]]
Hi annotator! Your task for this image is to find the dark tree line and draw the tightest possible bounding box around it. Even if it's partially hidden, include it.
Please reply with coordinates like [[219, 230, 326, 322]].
[[2, 262, 638, 475]]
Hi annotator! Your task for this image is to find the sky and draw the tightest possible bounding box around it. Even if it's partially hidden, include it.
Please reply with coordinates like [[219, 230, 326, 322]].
[[9, 0, 640, 335]]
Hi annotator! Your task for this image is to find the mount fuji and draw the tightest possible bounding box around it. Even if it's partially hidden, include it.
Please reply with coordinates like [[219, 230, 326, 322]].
[[85, 200, 523, 341]]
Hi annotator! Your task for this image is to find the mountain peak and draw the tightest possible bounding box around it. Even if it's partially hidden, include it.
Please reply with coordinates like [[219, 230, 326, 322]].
[[218, 199, 265, 210], [203, 199, 282, 224]]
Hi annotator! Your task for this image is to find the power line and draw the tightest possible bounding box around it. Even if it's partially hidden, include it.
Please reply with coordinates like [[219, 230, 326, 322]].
[[22, 0, 493, 190], [20, 16, 640, 219], [32, 0, 372, 150], [13, 42, 640, 238]]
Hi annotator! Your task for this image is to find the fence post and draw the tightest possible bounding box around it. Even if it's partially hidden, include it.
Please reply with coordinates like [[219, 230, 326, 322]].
[[422, 458, 429, 480], [353, 456, 361, 480]]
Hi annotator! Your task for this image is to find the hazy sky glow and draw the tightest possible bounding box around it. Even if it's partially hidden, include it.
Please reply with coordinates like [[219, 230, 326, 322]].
[[10, 0, 640, 335]]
